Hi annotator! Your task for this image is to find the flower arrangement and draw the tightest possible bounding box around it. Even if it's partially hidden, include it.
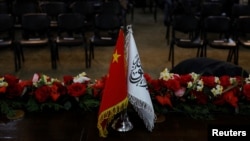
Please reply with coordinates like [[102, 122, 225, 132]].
[[145, 68, 250, 119], [1, 68, 250, 119], [0, 72, 100, 118]]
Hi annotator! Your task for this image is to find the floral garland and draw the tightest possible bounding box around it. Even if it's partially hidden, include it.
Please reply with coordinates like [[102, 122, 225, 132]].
[[0, 72, 101, 117], [145, 68, 250, 119], [1, 68, 250, 119]]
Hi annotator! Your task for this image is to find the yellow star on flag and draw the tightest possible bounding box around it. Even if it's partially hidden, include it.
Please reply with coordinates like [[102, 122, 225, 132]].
[[112, 50, 121, 63]]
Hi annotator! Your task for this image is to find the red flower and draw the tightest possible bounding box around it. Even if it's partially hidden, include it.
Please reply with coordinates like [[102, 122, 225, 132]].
[[0, 87, 6, 94], [243, 84, 250, 101], [91, 75, 107, 98], [164, 79, 181, 91], [67, 82, 87, 97], [202, 76, 216, 87], [6, 83, 24, 98], [224, 89, 238, 107], [179, 74, 192, 86], [35, 85, 51, 103], [219, 75, 231, 87], [235, 76, 244, 86], [19, 80, 33, 89], [150, 79, 162, 92], [18, 80, 33, 95], [53, 81, 67, 96], [4, 74, 19, 86], [63, 75, 74, 85], [214, 89, 238, 107], [191, 91, 208, 104], [50, 85, 60, 101], [144, 73, 153, 82], [92, 79, 105, 97], [155, 93, 172, 107]]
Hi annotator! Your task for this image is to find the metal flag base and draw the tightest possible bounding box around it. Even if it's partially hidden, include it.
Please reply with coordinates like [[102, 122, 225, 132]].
[[111, 110, 133, 132]]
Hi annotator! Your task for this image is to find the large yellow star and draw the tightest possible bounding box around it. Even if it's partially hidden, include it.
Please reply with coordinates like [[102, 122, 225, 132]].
[[112, 50, 121, 63]]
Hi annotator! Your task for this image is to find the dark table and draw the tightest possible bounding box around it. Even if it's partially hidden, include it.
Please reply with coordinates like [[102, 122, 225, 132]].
[[1, 110, 249, 141]]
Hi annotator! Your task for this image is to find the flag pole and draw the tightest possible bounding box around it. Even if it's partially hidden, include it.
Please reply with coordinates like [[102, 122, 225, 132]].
[[111, 26, 133, 132], [111, 109, 133, 132]]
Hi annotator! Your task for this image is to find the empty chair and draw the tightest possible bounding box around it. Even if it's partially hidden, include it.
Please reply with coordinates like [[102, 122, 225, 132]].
[[168, 14, 204, 68], [70, 0, 96, 32], [12, 1, 40, 28], [99, 0, 126, 27], [231, 4, 250, 18], [231, 4, 250, 29], [200, 2, 223, 19], [203, 15, 238, 65], [0, 14, 19, 71], [0, 1, 10, 14], [40, 1, 68, 29], [53, 13, 88, 69], [17, 13, 55, 69], [235, 16, 250, 51], [88, 13, 121, 67]]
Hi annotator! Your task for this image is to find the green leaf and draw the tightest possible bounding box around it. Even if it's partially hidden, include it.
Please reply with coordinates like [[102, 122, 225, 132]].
[[0, 100, 15, 116], [40, 102, 64, 111], [63, 101, 72, 110], [26, 97, 40, 112], [78, 94, 100, 109]]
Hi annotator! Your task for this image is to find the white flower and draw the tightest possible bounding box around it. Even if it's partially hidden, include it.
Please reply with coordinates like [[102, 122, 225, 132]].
[[73, 72, 90, 83], [211, 84, 223, 96], [0, 77, 8, 87], [245, 75, 250, 84], [214, 77, 220, 84], [190, 72, 199, 81], [32, 73, 60, 87], [196, 80, 204, 91], [159, 68, 173, 80], [230, 77, 237, 85], [187, 81, 193, 88]]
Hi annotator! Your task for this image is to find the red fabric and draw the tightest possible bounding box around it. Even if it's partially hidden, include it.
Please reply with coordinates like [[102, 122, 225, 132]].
[[97, 29, 128, 137]]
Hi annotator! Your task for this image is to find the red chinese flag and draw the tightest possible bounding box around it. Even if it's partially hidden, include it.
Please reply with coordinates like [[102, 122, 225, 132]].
[[97, 29, 128, 138]]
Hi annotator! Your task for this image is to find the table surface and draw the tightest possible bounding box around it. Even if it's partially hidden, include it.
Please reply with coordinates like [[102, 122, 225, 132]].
[[0, 110, 250, 141]]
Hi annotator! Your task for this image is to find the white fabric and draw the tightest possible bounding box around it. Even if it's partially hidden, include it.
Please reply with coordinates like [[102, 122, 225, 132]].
[[126, 25, 155, 131]]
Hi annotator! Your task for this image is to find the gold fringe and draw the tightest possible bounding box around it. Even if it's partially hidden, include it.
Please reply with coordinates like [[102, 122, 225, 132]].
[[97, 98, 128, 138]]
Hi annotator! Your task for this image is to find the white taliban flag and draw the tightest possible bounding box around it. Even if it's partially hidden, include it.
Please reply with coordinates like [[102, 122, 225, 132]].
[[126, 25, 155, 131]]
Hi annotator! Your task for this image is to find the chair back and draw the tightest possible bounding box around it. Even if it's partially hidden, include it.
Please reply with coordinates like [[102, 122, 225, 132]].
[[0, 14, 13, 32], [57, 13, 85, 32], [12, 2, 40, 17], [71, 1, 96, 18], [22, 13, 50, 31], [172, 14, 199, 33], [0, 14, 14, 43], [204, 16, 231, 33], [12, 2, 40, 27], [235, 16, 250, 34], [231, 4, 250, 18], [70, 0, 96, 31], [21, 13, 50, 39], [40, 1, 68, 19], [201, 2, 223, 18], [95, 13, 121, 30], [0, 2, 9, 14], [100, 1, 123, 15], [94, 13, 121, 40]]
